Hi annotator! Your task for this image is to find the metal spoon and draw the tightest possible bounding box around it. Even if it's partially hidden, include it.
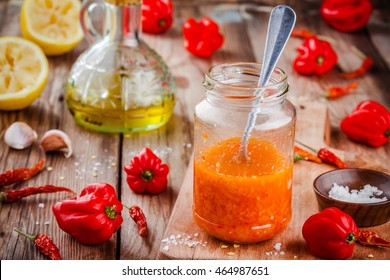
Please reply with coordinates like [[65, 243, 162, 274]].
[[238, 5, 296, 159]]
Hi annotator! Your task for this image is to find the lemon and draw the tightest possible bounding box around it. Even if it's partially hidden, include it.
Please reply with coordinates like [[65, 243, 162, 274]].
[[20, 0, 83, 56], [0, 36, 49, 111]]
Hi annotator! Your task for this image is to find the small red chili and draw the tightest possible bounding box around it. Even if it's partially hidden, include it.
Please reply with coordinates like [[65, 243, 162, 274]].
[[357, 230, 390, 247], [341, 46, 373, 79], [14, 229, 62, 260], [129, 205, 148, 238], [294, 146, 323, 164], [0, 158, 45, 187], [0, 185, 74, 203], [302, 207, 359, 259], [182, 17, 224, 58], [293, 36, 338, 75], [325, 81, 359, 99], [124, 147, 169, 194], [295, 140, 347, 168]]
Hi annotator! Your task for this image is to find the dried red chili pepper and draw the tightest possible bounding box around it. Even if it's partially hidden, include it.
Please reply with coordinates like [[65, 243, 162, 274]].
[[295, 140, 347, 168], [293, 36, 338, 75], [129, 205, 148, 237], [124, 147, 169, 194], [0, 185, 74, 203], [141, 0, 174, 34], [291, 28, 315, 39], [294, 146, 323, 163], [325, 81, 359, 99], [357, 230, 390, 247], [182, 17, 224, 58], [340, 100, 390, 147], [302, 207, 359, 259], [0, 158, 45, 187], [52, 182, 123, 245], [341, 46, 373, 79], [321, 0, 373, 32], [14, 229, 62, 260]]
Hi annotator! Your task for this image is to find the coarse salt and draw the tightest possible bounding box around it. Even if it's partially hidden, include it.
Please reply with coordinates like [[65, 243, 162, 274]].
[[328, 183, 388, 203]]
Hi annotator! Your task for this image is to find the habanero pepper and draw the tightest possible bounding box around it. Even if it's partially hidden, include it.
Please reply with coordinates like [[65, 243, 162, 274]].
[[340, 100, 390, 147], [124, 147, 169, 194], [302, 207, 359, 259], [293, 36, 338, 75], [321, 0, 373, 32], [141, 0, 174, 34], [52, 183, 123, 245], [182, 17, 224, 58]]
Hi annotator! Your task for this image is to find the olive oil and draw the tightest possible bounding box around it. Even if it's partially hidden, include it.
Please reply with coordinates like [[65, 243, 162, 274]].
[[65, 79, 175, 133]]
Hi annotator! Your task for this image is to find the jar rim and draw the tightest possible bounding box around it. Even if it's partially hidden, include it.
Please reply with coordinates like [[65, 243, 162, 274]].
[[205, 62, 287, 91]]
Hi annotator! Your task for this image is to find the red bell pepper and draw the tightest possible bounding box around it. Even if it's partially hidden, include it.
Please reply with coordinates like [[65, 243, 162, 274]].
[[124, 147, 169, 194], [321, 0, 373, 32], [302, 207, 359, 259], [293, 36, 338, 75], [141, 0, 173, 34], [182, 17, 224, 58], [340, 100, 390, 147], [52, 183, 123, 245]]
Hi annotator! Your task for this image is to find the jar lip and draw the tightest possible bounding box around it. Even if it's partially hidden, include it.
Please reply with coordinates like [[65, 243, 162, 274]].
[[206, 62, 287, 90]]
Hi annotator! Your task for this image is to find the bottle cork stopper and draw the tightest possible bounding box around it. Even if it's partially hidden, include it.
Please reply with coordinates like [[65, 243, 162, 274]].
[[105, 0, 141, 5]]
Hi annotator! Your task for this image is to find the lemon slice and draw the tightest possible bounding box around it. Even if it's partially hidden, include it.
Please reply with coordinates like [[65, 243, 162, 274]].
[[0, 36, 49, 111], [20, 0, 83, 56]]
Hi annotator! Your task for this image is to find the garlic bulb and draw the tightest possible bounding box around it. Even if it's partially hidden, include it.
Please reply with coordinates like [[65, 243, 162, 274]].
[[4, 122, 38, 150], [40, 129, 73, 158]]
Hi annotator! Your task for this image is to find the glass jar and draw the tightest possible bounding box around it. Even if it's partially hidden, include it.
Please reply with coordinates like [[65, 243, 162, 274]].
[[65, 0, 175, 133], [193, 62, 296, 244]]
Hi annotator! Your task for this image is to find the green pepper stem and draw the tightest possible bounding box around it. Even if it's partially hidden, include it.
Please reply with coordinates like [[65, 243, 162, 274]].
[[105, 206, 118, 220], [345, 232, 357, 245], [14, 228, 36, 241], [141, 170, 154, 182], [295, 140, 319, 153]]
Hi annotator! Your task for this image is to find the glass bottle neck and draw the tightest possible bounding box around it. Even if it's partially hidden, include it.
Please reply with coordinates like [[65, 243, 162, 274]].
[[104, 2, 142, 46]]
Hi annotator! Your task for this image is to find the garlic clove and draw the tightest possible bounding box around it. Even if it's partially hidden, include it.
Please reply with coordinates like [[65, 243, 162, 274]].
[[4, 122, 38, 150], [40, 129, 73, 158]]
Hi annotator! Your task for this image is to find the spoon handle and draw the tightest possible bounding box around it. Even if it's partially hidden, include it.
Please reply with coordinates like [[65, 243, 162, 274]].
[[238, 5, 296, 160], [258, 5, 296, 86]]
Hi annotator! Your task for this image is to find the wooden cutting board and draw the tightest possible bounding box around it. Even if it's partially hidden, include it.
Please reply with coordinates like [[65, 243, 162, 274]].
[[156, 102, 390, 260]]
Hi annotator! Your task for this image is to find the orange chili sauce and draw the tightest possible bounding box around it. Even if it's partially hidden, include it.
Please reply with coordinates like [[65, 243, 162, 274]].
[[193, 137, 293, 243]]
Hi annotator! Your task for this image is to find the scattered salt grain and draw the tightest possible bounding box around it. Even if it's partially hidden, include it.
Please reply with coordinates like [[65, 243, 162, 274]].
[[44, 221, 50, 225], [273, 242, 282, 251], [329, 183, 388, 203], [47, 167, 53, 171], [59, 176, 65, 180], [35, 222, 40, 225], [38, 203, 44, 208], [161, 232, 206, 251]]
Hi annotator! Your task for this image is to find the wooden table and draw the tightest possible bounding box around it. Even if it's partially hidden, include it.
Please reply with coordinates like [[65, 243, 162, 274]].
[[1, 0, 389, 260]]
